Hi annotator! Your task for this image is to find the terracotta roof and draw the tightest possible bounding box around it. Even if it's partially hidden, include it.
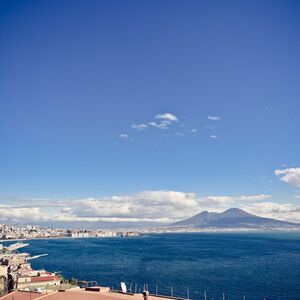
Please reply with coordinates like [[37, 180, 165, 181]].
[[36, 290, 102, 300], [0, 289, 181, 300], [35, 290, 182, 300], [0, 291, 42, 300], [31, 276, 60, 282]]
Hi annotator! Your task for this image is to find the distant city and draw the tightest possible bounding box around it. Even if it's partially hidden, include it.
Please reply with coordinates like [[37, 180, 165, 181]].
[[0, 224, 139, 240], [1, 208, 299, 241]]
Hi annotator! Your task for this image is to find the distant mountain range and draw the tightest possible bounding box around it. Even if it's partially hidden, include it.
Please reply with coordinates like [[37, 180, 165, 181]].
[[172, 208, 300, 229]]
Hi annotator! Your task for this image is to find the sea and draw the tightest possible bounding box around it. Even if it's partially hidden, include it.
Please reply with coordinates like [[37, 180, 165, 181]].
[[5, 233, 300, 300]]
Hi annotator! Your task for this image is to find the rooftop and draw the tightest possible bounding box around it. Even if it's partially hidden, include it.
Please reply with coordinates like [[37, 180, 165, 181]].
[[0, 288, 186, 300], [0, 291, 42, 300]]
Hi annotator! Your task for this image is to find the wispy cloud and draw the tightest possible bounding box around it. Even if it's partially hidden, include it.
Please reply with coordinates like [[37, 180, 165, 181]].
[[131, 124, 148, 130], [155, 113, 178, 122], [274, 167, 300, 188], [148, 113, 178, 130], [130, 112, 179, 131], [125, 113, 218, 140], [148, 120, 172, 130], [203, 194, 270, 205], [120, 133, 129, 139], [208, 115, 221, 121], [239, 194, 271, 201]]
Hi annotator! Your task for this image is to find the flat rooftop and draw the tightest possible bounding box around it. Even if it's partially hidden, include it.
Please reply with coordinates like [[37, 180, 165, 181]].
[[0, 291, 42, 300], [0, 288, 188, 300]]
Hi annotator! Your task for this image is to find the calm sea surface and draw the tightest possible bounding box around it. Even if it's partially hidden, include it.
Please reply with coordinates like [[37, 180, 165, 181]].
[[6, 233, 300, 300]]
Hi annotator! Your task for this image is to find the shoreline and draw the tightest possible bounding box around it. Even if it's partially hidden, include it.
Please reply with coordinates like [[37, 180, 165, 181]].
[[0, 235, 142, 243], [0, 236, 74, 243], [1, 229, 300, 243]]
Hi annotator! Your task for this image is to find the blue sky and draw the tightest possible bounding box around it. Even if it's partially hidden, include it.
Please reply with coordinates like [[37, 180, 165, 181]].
[[0, 0, 300, 226]]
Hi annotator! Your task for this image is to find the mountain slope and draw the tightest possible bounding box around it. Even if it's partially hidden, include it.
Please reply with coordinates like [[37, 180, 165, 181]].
[[173, 208, 299, 228]]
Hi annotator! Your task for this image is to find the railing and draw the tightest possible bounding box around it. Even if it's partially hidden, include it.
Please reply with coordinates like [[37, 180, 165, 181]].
[[110, 283, 263, 300], [110, 284, 190, 300]]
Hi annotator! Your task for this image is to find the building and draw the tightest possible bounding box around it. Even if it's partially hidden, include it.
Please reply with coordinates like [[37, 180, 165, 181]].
[[0, 242, 57, 294], [0, 267, 7, 278], [16, 273, 61, 289]]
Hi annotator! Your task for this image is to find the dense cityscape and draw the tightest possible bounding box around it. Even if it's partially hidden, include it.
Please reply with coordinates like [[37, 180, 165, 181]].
[[0, 224, 139, 240]]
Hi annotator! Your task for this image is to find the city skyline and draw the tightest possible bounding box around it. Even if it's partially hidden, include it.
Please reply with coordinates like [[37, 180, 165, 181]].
[[0, 0, 300, 226]]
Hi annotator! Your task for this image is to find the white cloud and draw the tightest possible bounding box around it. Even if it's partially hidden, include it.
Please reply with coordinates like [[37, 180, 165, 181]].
[[146, 113, 178, 130], [131, 124, 148, 130], [129, 113, 179, 132], [148, 121, 172, 130], [244, 202, 300, 223], [208, 115, 221, 121], [120, 133, 129, 138], [127, 112, 199, 137], [71, 191, 200, 221], [61, 207, 71, 213], [238, 194, 271, 201], [274, 167, 300, 188], [202, 194, 270, 205], [2, 192, 279, 225], [124, 113, 223, 141], [155, 113, 178, 122], [139, 191, 199, 208], [203, 196, 234, 205], [0, 206, 53, 223]]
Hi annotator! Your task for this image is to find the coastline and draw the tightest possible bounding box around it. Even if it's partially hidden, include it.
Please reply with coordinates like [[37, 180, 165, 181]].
[[0, 236, 74, 243], [1, 229, 300, 244]]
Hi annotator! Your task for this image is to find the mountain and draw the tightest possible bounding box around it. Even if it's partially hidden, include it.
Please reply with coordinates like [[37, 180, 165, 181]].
[[173, 208, 300, 229]]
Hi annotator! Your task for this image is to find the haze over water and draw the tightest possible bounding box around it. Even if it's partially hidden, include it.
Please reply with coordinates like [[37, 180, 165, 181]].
[[11, 233, 300, 300]]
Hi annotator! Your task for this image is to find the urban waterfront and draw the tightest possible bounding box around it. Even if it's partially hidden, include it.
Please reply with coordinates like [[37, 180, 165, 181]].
[[6, 233, 300, 300]]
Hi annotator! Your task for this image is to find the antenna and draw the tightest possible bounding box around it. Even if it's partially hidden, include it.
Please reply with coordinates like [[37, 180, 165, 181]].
[[120, 282, 127, 293]]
